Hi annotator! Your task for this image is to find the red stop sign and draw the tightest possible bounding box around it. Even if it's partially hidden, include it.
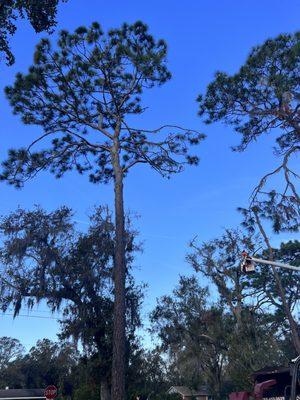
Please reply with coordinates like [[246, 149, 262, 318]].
[[44, 385, 57, 399]]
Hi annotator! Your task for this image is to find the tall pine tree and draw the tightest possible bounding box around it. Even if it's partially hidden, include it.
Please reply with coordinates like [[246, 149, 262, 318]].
[[1, 21, 204, 399]]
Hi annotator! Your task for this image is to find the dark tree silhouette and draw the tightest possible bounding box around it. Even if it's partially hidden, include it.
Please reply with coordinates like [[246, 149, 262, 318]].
[[0, 206, 143, 400], [0, 0, 68, 65]]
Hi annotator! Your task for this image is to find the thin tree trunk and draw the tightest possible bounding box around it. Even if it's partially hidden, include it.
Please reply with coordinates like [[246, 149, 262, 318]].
[[111, 135, 126, 400], [101, 378, 111, 400], [254, 212, 300, 354]]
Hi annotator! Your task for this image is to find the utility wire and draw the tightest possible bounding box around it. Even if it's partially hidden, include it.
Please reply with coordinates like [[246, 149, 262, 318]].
[[0, 312, 59, 320]]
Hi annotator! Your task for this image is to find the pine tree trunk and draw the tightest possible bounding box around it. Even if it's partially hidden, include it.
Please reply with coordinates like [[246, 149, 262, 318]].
[[101, 378, 111, 400], [111, 135, 126, 400]]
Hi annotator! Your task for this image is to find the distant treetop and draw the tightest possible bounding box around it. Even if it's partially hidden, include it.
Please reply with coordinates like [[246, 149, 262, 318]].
[[0, 0, 68, 65], [198, 32, 300, 153]]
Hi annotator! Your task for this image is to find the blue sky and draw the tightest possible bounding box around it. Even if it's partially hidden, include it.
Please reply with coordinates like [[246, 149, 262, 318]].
[[0, 0, 299, 350]]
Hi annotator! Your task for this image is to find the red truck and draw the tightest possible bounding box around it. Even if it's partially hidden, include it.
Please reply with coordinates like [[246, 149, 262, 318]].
[[229, 356, 300, 400]]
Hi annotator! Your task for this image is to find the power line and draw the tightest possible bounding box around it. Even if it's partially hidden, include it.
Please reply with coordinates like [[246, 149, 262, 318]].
[[19, 308, 62, 315], [0, 312, 59, 321], [2, 306, 62, 316]]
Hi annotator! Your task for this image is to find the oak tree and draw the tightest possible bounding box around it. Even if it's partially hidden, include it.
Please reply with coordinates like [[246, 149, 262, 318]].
[[150, 276, 229, 400], [188, 228, 300, 354], [0, 206, 142, 399], [150, 275, 283, 398], [187, 229, 260, 327]]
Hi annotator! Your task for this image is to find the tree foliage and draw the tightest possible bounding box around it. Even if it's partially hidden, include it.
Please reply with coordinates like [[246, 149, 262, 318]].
[[150, 276, 229, 399], [0, 338, 78, 395], [188, 228, 300, 355], [22, 339, 78, 391], [0, 0, 67, 65], [197, 33, 300, 355], [198, 32, 300, 152], [0, 336, 169, 399], [0, 337, 25, 371], [187, 229, 261, 325], [198, 32, 300, 234], [151, 275, 288, 399], [0, 206, 143, 395], [249, 240, 300, 328], [2, 21, 203, 188], [127, 347, 169, 400], [1, 22, 203, 400]]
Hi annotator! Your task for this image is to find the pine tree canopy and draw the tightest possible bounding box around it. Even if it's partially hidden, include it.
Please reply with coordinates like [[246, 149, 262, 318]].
[[198, 32, 300, 153], [2, 21, 204, 187]]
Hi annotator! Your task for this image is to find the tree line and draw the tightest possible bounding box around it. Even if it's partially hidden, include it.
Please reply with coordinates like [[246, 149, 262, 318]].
[[0, 206, 298, 399]]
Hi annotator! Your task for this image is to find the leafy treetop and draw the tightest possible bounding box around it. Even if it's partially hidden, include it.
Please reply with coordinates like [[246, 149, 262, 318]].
[[198, 32, 300, 153], [2, 21, 204, 187], [0, 206, 142, 345]]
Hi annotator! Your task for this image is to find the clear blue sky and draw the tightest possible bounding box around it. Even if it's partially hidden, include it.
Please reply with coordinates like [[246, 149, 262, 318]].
[[0, 0, 299, 350]]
